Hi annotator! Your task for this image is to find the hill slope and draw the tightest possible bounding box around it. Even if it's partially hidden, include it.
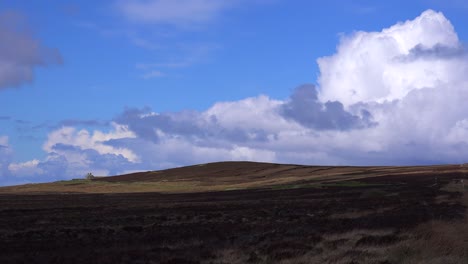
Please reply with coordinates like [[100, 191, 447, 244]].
[[2, 162, 468, 263], [0, 161, 465, 194]]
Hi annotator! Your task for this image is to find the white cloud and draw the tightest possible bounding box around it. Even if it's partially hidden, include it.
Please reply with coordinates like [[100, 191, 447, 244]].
[[43, 122, 139, 162], [204, 95, 292, 132], [5, 9, 468, 185], [0, 11, 62, 89], [8, 159, 40, 177], [2, 124, 140, 183], [106, 9, 468, 168], [318, 9, 461, 107], [229, 146, 276, 161], [141, 138, 277, 166]]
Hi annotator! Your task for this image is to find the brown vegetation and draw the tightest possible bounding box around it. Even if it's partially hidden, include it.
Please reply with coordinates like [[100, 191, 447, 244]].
[[0, 162, 467, 263], [0, 161, 465, 194]]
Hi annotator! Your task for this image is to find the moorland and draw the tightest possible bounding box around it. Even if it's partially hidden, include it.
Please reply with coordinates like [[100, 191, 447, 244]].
[[1, 161, 468, 263]]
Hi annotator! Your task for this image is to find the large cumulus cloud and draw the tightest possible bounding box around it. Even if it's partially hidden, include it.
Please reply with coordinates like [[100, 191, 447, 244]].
[[4, 9, 468, 185], [317, 9, 464, 106], [281, 84, 375, 130]]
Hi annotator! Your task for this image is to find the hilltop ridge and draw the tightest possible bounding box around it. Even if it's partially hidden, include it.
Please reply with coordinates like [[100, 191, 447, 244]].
[[0, 161, 464, 194]]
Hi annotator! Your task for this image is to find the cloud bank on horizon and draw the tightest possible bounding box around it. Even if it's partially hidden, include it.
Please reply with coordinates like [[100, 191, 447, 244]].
[[2, 9, 468, 184]]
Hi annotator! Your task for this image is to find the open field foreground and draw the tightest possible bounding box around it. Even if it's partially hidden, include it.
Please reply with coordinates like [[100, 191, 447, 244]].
[[1, 162, 468, 263]]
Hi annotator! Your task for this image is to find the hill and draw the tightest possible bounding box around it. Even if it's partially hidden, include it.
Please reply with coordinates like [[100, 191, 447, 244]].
[[1, 162, 468, 263], [0, 161, 464, 194]]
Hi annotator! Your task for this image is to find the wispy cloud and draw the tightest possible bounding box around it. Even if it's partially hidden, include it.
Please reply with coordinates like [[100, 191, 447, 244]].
[[58, 119, 110, 127], [136, 61, 191, 69], [136, 42, 220, 78], [74, 20, 162, 49], [142, 70, 165, 79], [128, 35, 161, 50], [136, 59, 194, 79], [116, 0, 236, 27], [75, 1, 233, 81]]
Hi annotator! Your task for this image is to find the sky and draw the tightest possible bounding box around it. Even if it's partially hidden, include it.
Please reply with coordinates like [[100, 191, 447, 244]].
[[1, 0, 468, 186]]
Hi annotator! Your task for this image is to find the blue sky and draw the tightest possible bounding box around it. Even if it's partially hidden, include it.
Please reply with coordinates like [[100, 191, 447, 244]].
[[1, 0, 468, 185]]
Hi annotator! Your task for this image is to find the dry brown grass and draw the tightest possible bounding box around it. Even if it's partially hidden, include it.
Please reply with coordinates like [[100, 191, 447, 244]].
[[1, 161, 466, 194], [2, 162, 468, 263], [204, 219, 468, 264], [201, 180, 468, 264], [383, 187, 468, 264], [384, 220, 468, 263]]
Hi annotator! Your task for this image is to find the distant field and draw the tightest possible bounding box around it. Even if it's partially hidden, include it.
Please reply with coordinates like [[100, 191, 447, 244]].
[[1, 162, 468, 263], [0, 161, 465, 194]]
